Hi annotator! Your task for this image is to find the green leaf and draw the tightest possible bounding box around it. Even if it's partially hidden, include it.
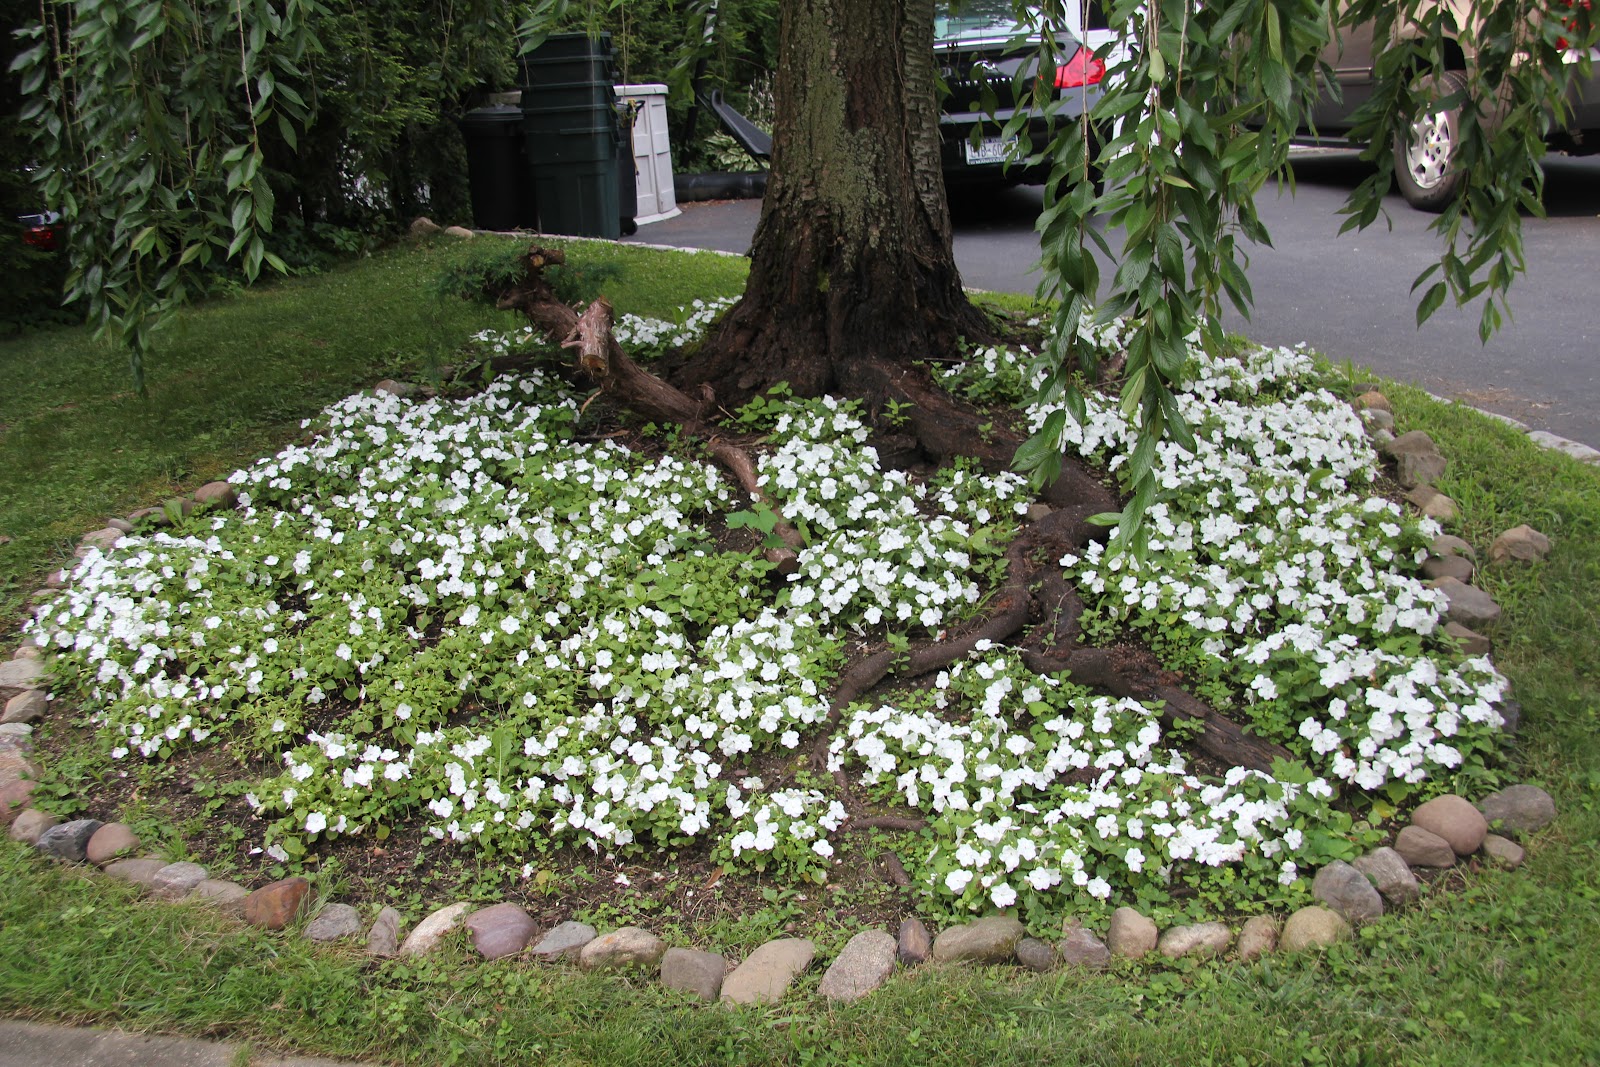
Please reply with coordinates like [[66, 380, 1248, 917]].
[[1416, 281, 1447, 326]]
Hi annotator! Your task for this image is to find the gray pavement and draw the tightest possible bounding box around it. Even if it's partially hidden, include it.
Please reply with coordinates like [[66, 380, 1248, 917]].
[[0, 1020, 361, 1067], [625, 151, 1600, 450]]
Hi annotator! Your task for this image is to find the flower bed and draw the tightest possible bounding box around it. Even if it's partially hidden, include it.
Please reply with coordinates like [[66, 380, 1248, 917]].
[[29, 309, 1509, 919]]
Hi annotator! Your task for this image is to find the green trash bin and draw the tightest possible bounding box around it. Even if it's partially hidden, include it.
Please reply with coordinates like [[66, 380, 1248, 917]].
[[520, 33, 623, 239]]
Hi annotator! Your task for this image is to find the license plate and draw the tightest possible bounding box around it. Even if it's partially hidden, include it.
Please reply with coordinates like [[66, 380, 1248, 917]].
[[964, 136, 1017, 165]]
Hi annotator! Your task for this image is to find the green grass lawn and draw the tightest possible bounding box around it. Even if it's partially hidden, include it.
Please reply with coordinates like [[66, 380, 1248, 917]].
[[0, 236, 749, 624], [1, 239, 1597, 1066]]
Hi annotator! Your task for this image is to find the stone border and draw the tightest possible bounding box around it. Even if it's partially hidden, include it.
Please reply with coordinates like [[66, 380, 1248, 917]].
[[0, 386, 1564, 1009]]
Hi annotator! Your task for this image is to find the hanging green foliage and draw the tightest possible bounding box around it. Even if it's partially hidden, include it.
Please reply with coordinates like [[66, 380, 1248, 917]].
[[1020, 0, 1596, 549], [12, 0, 323, 389]]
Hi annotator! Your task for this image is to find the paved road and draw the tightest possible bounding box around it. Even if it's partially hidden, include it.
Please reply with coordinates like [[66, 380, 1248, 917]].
[[627, 151, 1600, 448]]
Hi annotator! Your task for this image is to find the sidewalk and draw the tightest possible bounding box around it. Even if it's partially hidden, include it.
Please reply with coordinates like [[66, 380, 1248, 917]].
[[0, 1019, 363, 1067]]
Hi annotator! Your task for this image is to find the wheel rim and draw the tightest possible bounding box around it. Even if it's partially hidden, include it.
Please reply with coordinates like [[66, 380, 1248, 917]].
[[1405, 107, 1454, 191]]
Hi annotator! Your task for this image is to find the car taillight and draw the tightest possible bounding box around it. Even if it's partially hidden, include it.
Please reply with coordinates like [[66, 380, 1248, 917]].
[[1555, 0, 1592, 51], [1055, 48, 1106, 88], [23, 226, 57, 252]]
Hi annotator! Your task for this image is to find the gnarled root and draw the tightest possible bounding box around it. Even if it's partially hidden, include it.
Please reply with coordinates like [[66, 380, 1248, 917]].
[[502, 246, 801, 570]]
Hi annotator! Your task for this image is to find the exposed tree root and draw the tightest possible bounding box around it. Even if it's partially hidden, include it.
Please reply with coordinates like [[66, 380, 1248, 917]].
[[488, 244, 1296, 831], [498, 246, 801, 570]]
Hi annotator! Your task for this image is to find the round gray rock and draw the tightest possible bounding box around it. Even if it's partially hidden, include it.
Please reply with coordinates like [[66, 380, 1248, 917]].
[[151, 861, 208, 899], [0, 658, 44, 701], [660, 946, 727, 1001], [931, 915, 1024, 964], [8, 808, 58, 844], [578, 927, 667, 971], [1014, 937, 1057, 973], [1482, 833, 1526, 869], [529, 920, 597, 961], [1107, 907, 1158, 959], [101, 857, 168, 887], [1395, 824, 1456, 868], [192, 879, 250, 917], [366, 907, 403, 957], [1422, 555, 1475, 582], [35, 819, 103, 862], [306, 903, 365, 943], [1157, 922, 1231, 959], [818, 930, 898, 1002], [1, 690, 46, 725], [1351, 846, 1420, 905], [1476, 784, 1556, 835], [1431, 578, 1502, 628], [1411, 794, 1489, 855], [1280, 906, 1351, 952], [1311, 860, 1384, 925]]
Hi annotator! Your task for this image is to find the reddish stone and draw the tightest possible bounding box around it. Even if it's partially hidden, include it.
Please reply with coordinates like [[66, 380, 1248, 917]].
[[0, 779, 36, 825], [243, 877, 311, 930], [85, 822, 140, 865]]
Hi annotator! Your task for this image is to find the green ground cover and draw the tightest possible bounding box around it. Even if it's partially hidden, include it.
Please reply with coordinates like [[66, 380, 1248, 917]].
[[0, 237, 1596, 1066]]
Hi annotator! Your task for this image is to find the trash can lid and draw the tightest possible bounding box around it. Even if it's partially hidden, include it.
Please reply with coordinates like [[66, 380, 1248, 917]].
[[615, 83, 669, 97], [460, 104, 525, 126]]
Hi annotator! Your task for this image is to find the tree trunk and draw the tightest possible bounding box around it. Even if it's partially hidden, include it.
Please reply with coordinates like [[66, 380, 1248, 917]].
[[675, 0, 993, 409]]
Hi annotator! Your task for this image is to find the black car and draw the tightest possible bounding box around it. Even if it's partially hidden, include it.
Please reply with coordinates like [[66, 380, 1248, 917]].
[[935, 0, 1107, 186]]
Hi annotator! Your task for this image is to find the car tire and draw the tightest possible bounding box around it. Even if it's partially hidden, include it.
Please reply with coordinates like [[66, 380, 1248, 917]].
[[1393, 70, 1468, 212]]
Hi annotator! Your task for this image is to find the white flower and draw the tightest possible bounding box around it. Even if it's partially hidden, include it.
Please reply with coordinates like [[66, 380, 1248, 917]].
[[305, 811, 327, 834]]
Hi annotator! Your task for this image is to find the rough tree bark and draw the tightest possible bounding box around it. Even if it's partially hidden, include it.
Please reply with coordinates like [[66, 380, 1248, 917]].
[[481, 0, 1294, 789], [673, 0, 995, 411]]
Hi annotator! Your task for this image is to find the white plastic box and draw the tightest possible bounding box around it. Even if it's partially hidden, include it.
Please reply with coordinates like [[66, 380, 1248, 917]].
[[616, 84, 680, 225]]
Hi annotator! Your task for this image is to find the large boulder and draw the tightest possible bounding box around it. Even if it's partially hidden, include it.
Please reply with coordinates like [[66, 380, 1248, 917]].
[[930, 915, 1024, 964], [1476, 784, 1557, 835], [1411, 794, 1489, 855]]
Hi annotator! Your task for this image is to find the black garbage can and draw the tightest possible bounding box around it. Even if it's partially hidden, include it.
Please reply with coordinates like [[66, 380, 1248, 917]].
[[618, 101, 639, 236], [458, 104, 537, 232], [520, 33, 622, 239]]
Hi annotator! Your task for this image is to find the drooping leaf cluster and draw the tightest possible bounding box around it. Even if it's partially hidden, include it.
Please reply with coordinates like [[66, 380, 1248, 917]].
[[1015, 0, 1594, 548], [12, 0, 322, 388]]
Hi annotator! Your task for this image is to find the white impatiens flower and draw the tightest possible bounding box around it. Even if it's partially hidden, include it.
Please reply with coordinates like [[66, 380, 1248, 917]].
[[29, 317, 1509, 919]]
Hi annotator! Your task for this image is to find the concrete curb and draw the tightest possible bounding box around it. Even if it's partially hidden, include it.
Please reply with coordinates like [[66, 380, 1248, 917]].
[[0, 1020, 363, 1067]]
